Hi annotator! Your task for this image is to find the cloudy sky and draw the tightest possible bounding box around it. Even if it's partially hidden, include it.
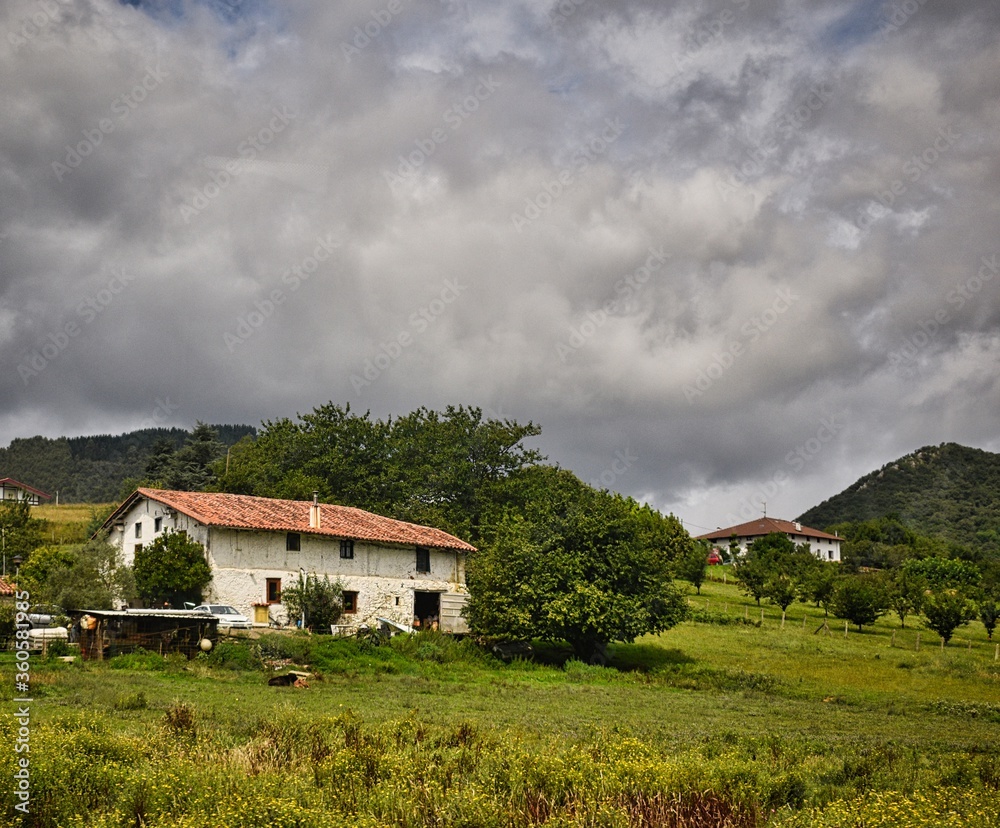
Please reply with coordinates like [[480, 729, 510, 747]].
[[2, 0, 999, 534]]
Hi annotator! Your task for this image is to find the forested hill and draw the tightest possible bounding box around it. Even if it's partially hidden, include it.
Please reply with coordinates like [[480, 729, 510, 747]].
[[798, 443, 1000, 553], [0, 425, 256, 503]]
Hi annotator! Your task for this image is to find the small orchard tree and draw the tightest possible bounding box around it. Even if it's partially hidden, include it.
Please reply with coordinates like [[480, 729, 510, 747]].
[[922, 589, 975, 645], [887, 568, 927, 629], [798, 559, 838, 616], [133, 530, 212, 608], [978, 594, 1000, 641], [675, 540, 710, 594], [765, 574, 798, 613], [280, 573, 344, 631], [830, 574, 889, 632]]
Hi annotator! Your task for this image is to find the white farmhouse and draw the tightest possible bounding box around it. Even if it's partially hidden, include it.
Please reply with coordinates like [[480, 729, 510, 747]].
[[102, 488, 476, 631], [0, 477, 51, 506], [695, 517, 842, 562]]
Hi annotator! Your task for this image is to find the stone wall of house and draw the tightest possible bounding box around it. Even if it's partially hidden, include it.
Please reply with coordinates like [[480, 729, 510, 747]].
[[205, 527, 467, 628]]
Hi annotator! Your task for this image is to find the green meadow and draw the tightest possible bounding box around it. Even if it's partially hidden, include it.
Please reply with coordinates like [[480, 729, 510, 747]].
[[4, 573, 1000, 827]]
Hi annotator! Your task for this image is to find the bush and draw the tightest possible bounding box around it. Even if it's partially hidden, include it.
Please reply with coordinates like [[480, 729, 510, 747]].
[[257, 632, 314, 663], [204, 639, 264, 671], [109, 648, 166, 670], [113, 691, 148, 711]]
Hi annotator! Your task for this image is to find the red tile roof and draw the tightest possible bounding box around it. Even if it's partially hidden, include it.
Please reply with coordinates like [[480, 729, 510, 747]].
[[695, 517, 840, 542], [107, 489, 476, 552], [0, 478, 52, 500], [0, 576, 17, 596]]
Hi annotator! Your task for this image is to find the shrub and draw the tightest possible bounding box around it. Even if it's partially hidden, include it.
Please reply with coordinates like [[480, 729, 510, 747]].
[[109, 647, 166, 670], [205, 639, 264, 671]]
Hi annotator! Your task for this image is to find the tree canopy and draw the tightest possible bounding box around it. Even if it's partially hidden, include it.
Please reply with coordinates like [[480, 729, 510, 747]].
[[464, 466, 690, 660], [133, 531, 212, 608]]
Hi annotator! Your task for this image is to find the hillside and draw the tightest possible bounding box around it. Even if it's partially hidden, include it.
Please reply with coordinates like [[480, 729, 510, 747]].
[[798, 442, 1000, 553], [0, 424, 255, 503]]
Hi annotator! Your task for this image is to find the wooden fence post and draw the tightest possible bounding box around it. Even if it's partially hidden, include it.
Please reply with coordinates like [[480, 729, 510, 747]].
[[891, 630, 896, 648], [781, 611, 786, 628], [844, 621, 848, 639], [915, 632, 920, 652]]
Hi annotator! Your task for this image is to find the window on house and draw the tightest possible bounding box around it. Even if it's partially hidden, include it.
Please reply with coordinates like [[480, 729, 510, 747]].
[[135, 523, 142, 539], [286, 532, 301, 551], [342, 591, 358, 614], [266, 578, 282, 604], [416, 547, 430, 573], [154, 516, 163, 532], [340, 539, 354, 559], [134, 543, 143, 555]]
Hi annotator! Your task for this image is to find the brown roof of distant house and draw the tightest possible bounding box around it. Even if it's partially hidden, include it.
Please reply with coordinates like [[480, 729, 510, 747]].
[[105, 489, 476, 552], [0, 576, 18, 596], [695, 516, 840, 542], [0, 478, 52, 500]]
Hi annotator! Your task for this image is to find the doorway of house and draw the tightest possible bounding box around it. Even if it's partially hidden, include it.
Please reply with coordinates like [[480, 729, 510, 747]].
[[413, 591, 440, 630]]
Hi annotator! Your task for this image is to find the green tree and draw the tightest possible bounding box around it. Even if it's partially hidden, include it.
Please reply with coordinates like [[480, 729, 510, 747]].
[[280, 573, 344, 631], [830, 574, 889, 632], [466, 467, 689, 661], [798, 558, 838, 615], [167, 422, 226, 491], [133, 530, 212, 607], [978, 595, 1000, 641], [766, 573, 799, 613], [735, 533, 814, 608], [886, 568, 927, 628], [922, 589, 975, 645], [675, 540, 709, 594], [0, 500, 46, 566], [39, 535, 135, 611], [902, 556, 981, 590]]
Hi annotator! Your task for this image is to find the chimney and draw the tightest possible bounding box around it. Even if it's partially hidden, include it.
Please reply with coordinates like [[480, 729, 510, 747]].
[[309, 491, 320, 529], [794, 522, 802, 531]]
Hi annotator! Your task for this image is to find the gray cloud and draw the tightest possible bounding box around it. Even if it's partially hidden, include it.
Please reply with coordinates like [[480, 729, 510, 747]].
[[2, 0, 998, 533]]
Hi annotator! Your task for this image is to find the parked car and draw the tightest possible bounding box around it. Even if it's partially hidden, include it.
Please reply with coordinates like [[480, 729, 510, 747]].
[[706, 549, 723, 565], [192, 604, 253, 629]]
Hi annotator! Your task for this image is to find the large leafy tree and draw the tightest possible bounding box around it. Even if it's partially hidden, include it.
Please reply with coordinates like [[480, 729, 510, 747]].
[[216, 403, 543, 544], [133, 531, 212, 607], [886, 568, 928, 628], [465, 467, 689, 661], [735, 532, 816, 609]]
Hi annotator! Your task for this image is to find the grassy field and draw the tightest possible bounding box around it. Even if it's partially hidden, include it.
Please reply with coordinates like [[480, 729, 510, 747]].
[[3, 575, 1000, 826], [30, 502, 114, 545]]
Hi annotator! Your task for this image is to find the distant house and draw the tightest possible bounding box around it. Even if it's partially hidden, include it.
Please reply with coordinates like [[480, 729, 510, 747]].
[[0, 478, 52, 506], [0, 575, 18, 601], [101, 488, 477, 631], [695, 517, 842, 562]]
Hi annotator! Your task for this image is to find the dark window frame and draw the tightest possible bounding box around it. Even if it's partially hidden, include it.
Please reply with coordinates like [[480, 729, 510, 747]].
[[286, 532, 301, 551], [415, 547, 430, 574], [340, 539, 354, 559], [266, 578, 282, 604], [342, 590, 358, 614]]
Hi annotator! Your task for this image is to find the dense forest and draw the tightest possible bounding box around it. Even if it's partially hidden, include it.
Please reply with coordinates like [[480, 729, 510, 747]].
[[798, 443, 1000, 555], [0, 424, 256, 502]]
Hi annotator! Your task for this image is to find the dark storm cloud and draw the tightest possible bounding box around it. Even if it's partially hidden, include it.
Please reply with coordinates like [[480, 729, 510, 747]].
[[1, 0, 998, 531]]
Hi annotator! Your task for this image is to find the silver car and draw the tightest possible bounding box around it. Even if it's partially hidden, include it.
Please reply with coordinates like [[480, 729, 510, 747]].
[[193, 604, 253, 629]]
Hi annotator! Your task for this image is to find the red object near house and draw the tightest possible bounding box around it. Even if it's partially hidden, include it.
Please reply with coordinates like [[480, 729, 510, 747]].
[[706, 549, 722, 565]]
